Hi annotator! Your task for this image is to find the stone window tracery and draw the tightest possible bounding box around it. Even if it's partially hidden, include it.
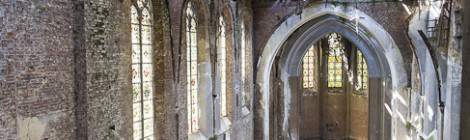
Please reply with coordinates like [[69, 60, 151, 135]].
[[356, 50, 368, 91], [302, 45, 319, 91], [186, 2, 199, 134], [131, 0, 155, 139], [327, 33, 344, 88], [217, 16, 228, 117], [240, 22, 248, 106]]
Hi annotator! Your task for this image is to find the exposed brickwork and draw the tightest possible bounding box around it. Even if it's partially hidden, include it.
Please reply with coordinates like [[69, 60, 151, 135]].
[[251, 1, 422, 140], [2, 0, 253, 139], [151, 0, 173, 139], [4, 0, 468, 140], [80, 0, 133, 139], [0, 0, 76, 139], [0, 0, 133, 139], [252, 1, 414, 77], [357, 2, 414, 76]]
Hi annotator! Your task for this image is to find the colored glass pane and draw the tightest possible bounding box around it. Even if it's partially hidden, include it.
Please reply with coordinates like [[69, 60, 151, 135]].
[[327, 33, 344, 88], [131, 0, 155, 139], [302, 45, 319, 90], [356, 51, 369, 91], [186, 2, 199, 133]]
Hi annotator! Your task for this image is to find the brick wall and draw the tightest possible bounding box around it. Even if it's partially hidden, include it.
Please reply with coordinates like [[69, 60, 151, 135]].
[[1, 0, 254, 139], [79, 0, 133, 139], [0, 0, 76, 139]]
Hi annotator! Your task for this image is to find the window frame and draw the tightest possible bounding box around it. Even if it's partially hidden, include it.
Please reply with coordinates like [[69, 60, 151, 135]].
[[240, 20, 248, 108], [301, 44, 320, 92], [131, 0, 156, 139], [185, 1, 200, 134], [355, 50, 369, 94], [326, 33, 345, 89], [217, 15, 228, 118]]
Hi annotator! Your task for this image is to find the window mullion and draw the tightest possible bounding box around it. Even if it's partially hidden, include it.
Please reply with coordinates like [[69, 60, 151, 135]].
[[136, 7, 146, 139]]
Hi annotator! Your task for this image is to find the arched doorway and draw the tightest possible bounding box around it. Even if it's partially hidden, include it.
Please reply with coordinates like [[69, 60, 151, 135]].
[[255, 4, 408, 140], [293, 32, 370, 140]]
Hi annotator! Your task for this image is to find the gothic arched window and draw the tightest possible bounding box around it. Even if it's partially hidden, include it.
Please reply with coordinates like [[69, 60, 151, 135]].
[[185, 2, 199, 134], [327, 33, 344, 88], [217, 16, 228, 117], [131, 0, 155, 139], [356, 51, 368, 91], [240, 22, 248, 106], [302, 45, 319, 91]]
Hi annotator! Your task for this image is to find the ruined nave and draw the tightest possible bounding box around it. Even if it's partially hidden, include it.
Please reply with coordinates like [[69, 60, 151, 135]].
[[1, 0, 470, 140]]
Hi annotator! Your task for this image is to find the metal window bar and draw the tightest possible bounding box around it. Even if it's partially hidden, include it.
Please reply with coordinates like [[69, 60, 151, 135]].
[[327, 33, 344, 88], [186, 2, 199, 134], [131, 0, 155, 139]]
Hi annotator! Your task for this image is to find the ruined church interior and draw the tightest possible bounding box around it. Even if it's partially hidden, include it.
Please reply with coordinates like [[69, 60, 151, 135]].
[[1, 0, 470, 140]]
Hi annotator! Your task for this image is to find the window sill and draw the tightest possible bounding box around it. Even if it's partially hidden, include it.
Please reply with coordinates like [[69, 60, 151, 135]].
[[188, 131, 209, 140], [217, 117, 232, 134]]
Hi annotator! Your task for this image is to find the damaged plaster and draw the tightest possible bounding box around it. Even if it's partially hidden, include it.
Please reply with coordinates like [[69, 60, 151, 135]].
[[18, 116, 47, 140]]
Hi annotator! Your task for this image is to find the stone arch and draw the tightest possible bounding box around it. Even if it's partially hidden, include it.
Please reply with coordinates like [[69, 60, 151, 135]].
[[407, 9, 441, 139], [237, 1, 255, 112], [254, 3, 408, 140], [180, 0, 213, 139], [214, 0, 236, 133]]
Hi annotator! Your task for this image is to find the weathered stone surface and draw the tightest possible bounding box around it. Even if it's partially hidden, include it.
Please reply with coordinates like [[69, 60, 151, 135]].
[[460, 0, 470, 139], [0, 0, 76, 139], [1, 0, 254, 139], [0, 0, 468, 140]]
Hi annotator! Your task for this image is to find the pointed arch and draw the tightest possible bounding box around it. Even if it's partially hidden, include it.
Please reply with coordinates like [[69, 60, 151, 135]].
[[131, 0, 155, 139], [238, 1, 254, 113], [255, 4, 408, 140], [214, 1, 236, 134], [181, 0, 212, 138]]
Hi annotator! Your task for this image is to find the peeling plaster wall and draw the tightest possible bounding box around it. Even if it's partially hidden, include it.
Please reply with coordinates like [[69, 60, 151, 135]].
[[17, 116, 47, 140], [17, 113, 71, 140]]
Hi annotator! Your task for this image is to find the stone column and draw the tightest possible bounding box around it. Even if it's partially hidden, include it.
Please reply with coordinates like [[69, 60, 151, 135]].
[[460, 0, 470, 138]]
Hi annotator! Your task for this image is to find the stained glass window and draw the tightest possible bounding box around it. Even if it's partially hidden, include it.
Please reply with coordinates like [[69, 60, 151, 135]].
[[240, 22, 247, 106], [327, 33, 344, 88], [186, 2, 199, 134], [217, 16, 228, 117], [131, 0, 155, 139], [356, 51, 368, 91], [302, 45, 318, 90]]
